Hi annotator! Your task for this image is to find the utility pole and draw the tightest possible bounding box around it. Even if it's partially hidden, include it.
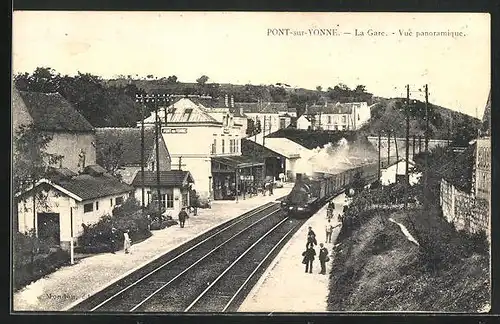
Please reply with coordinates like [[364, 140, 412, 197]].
[[178, 157, 182, 170], [394, 130, 399, 167], [424, 84, 429, 209], [135, 95, 146, 210], [154, 97, 161, 209], [387, 130, 391, 166], [377, 131, 381, 182], [263, 116, 266, 147], [404, 84, 410, 210], [412, 135, 416, 159]]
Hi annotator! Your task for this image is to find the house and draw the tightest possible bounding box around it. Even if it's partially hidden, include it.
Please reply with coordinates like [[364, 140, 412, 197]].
[[306, 101, 371, 131], [380, 158, 422, 186], [246, 136, 311, 182], [95, 127, 171, 185], [241, 138, 288, 182], [131, 170, 194, 217], [16, 165, 134, 250], [439, 138, 490, 238], [296, 114, 313, 130], [138, 97, 261, 200], [201, 95, 248, 137], [234, 100, 296, 135], [13, 89, 97, 174]]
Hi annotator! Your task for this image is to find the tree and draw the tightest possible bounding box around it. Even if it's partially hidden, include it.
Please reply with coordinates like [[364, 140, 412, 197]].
[[13, 124, 63, 270], [166, 75, 178, 84], [316, 86, 323, 92], [14, 67, 61, 93], [354, 85, 366, 93], [13, 124, 63, 195], [196, 75, 209, 85], [96, 140, 125, 179]]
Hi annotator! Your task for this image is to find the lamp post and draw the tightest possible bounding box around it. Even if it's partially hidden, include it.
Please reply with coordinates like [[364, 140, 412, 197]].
[[69, 199, 76, 265]]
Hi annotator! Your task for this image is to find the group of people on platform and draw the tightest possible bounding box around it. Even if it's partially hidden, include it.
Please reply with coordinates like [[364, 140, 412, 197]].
[[301, 199, 342, 275]]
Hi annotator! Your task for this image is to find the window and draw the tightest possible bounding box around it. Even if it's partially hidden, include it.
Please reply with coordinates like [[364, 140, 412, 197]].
[[151, 161, 155, 171], [160, 194, 166, 209], [222, 139, 225, 153], [328, 116, 332, 124], [84, 203, 94, 213], [95, 201, 99, 211], [212, 139, 217, 154], [230, 139, 235, 153], [342, 116, 346, 123], [110, 198, 113, 207], [166, 191, 174, 208], [115, 196, 124, 205]]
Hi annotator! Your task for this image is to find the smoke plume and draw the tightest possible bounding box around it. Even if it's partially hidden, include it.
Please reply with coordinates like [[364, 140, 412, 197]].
[[294, 137, 378, 176]]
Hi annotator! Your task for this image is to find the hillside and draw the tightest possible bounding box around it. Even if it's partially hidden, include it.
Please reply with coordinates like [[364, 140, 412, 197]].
[[103, 78, 374, 117], [358, 98, 481, 145], [328, 187, 490, 312]]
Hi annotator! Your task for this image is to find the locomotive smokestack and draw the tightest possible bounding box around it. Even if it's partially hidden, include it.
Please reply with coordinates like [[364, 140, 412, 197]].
[[295, 173, 303, 182]]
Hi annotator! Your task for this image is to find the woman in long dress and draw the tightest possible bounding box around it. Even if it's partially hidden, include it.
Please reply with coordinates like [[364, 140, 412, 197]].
[[123, 230, 131, 254]]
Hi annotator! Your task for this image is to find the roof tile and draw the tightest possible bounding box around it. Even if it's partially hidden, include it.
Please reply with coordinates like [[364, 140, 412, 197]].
[[18, 91, 94, 132]]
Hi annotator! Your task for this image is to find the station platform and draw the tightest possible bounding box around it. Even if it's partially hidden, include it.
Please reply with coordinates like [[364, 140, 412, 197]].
[[13, 184, 293, 312], [238, 193, 348, 312]]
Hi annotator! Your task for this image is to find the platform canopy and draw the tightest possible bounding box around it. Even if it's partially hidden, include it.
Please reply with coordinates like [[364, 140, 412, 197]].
[[212, 155, 264, 171]]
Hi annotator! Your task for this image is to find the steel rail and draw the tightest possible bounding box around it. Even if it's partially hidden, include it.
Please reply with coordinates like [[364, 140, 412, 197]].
[[89, 202, 280, 311], [183, 216, 291, 312], [129, 208, 282, 312], [222, 222, 298, 312]]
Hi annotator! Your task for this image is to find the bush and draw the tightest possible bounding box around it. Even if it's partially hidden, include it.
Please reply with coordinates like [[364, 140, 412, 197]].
[[13, 231, 69, 290], [78, 197, 151, 253]]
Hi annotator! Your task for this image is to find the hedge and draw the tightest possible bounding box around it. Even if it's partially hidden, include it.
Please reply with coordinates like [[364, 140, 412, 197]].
[[78, 197, 152, 253], [13, 231, 69, 290]]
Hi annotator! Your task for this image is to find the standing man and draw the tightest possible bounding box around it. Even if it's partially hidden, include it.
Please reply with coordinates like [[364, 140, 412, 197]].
[[302, 246, 316, 274], [269, 181, 274, 196], [306, 226, 317, 248], [178, 207, 188, 228], [325, 220, 333, 243], [318, 243, 329, 275]]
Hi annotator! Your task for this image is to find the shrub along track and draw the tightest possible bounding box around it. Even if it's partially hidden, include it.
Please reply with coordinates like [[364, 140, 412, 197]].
[[69, 200, 306, 312]]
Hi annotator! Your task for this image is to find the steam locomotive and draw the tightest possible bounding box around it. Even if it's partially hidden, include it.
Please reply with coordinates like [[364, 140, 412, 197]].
[[280, 162, 379, 218]]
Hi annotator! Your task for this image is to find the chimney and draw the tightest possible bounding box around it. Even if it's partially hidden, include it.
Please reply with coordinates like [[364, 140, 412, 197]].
[[231, 95, 235, 108], [225, 94, 229, 107], [295, 173, 303, 182]]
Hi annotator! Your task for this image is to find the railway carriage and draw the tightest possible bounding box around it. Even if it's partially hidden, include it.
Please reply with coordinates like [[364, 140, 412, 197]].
[[281, 162, 378, 218]]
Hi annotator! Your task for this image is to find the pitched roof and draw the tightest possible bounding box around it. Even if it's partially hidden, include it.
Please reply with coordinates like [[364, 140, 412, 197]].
[[95, 127, 163, 165], [20, 172, 133, 202], [308, 102, 351, 115], [143, 98, 220, 124], [233, 101, 289, 114], [247, 136, 311, 159], [131, 170, 194, 187], [18, 91, 94, 132], [482, 90, 491, 135]]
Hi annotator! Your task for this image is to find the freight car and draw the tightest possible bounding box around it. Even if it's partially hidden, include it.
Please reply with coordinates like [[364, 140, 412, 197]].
[[280, 162, 378, 218]]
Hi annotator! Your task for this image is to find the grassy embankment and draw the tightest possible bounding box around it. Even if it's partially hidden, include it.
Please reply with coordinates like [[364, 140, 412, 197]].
[[327, 186, 489, 312]]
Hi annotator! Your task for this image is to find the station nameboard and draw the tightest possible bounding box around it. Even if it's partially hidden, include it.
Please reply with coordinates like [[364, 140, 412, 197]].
[[162, 128, 187, 134]]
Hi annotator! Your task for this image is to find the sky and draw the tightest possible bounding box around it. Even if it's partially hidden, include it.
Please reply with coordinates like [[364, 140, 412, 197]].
[[12, 11, 490, 118]]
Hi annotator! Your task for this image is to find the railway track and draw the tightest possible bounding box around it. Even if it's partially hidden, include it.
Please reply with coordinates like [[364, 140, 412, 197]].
[[70, 198, 305, 313]]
